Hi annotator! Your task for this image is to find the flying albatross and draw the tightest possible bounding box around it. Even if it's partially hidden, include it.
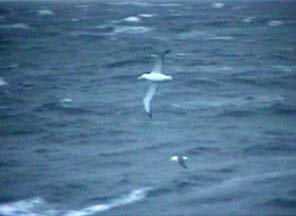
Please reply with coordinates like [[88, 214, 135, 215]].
[[170, 155, 188, 169], [137, 50, 172, 118]]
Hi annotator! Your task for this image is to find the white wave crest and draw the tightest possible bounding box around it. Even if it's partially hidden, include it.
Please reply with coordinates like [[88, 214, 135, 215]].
[[268, 20, 283, 27], [0, 23, 30, 30], [0, 187, 152, 216], [243, 17, 254, 23], [64, 187, 152, 216], [37, 9, 54, 16], [212, 2, 224, 9], [122, 16, 141, 23], [138, 14, 154, 18], [0, 77, 7, 86], [71, 18, 80, 22], [0, 198, 57, 216], [76, 4, 90, 9], [211, 36, 234, 41], [113, 26, 152, 34]]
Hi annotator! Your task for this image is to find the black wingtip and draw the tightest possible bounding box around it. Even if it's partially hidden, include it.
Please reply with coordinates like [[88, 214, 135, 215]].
[[164, 49, 171, 55], [148, 112, 152, 119], [179, 160, 188, 169]]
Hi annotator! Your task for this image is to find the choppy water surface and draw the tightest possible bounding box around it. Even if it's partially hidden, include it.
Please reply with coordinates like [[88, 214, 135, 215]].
[[0, 0, 296, 215]]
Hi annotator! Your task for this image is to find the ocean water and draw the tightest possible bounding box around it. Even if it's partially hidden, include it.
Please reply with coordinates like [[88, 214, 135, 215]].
[[0, 0, 296, 215]]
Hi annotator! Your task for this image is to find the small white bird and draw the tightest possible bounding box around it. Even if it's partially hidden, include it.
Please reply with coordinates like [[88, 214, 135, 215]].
[[137, 50, 173, 118], [170, 155, 188, 169]]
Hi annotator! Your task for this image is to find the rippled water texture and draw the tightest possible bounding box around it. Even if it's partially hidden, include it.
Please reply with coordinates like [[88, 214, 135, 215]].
[[0, 0, 296, 215]]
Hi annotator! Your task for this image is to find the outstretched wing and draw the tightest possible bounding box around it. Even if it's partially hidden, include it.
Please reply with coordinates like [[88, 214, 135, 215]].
[[143, 83, 157, 117], [179, 158, 188, 169], [151, 49, 171, 74]]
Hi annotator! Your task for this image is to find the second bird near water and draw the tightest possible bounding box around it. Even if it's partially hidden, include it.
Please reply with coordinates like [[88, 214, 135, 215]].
[[137, 50, 173, 118]]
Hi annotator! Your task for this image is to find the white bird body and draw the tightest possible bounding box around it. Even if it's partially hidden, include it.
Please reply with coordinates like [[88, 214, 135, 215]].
[[138, 50, 172, 118], [138, 73, 172, 82]]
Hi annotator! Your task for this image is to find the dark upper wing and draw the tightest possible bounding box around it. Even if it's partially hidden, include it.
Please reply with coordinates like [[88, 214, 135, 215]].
[[151, 49, 171, 74], [179, 158, 188, 169]]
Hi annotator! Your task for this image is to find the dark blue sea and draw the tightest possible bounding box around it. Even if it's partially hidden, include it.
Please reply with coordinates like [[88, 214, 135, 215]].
[[0, 0, 296, 215]]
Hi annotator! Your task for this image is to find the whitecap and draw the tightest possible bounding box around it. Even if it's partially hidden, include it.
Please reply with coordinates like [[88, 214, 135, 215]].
[[111, 16, 141, 24], [0, 77, 7, 86], [272, 65, 292, 72], [113, 26, 152, 34], [268, 20, 283, 27], [71, 18, 80, 22], [243, 16, 254, 23], [76, 4, 90, 8], [159, 3, 180, 7], [176, 52, 187, 57], [64, 187, 152, 216], [0, 188, 151, 216], [212, 2, 224, 9], [108, 1, 150, 7], [122, 16, 141, 23], [60, 98, 73, 107], [0, 197, 57, 216], [138, 14, 154, 18], [211, 36, 234, 41], [37, 9, 54, 16], [0, 23, 30, 30]]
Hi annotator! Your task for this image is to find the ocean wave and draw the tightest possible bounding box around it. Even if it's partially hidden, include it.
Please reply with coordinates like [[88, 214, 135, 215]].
[[34, 101, 92, 115], [268, 20, 283, 27], [0, 198, 57, 216], [212, 2, 224, 9], [60, 98, 73, 108], [0, 23, 30, 30], [0, 188, 151, 216], [194, 169, 296, 199], [242, 16, 255, 23], [178, 30, 212, 40], [210, 36, 234, 41], [272, 65, 293, 73], [0, 63, 19, 70], [75, 24, 152, 37], [71, 31, 107, 38], [117, 16, 141, 23], [107, 1, 150, 7], [71, 18, 80, 22], [76, 4, 90, 9], [64, 187, 151, 216], [158, 3, 181, 7], [113, 25, 152, 34], [172, 95, 285, 113], [138, 14, 154, 18], [0, 77, 7, 86], [37, 9, 54, 16], [242, 141, 296, 156], [262, 197, 296, 208]]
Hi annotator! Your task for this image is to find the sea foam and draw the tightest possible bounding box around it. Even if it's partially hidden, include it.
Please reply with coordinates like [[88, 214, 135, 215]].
[[64, 187, 151, 216], [0, 188, 152, 216]]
